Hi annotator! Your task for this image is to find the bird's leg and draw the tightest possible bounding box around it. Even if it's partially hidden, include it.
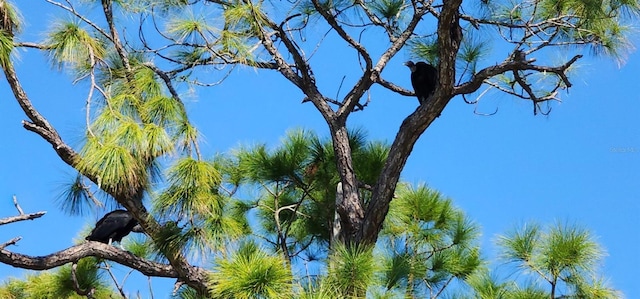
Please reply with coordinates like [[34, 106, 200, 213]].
[[108, 238, 113, 246], [119, 242, 125, 250]]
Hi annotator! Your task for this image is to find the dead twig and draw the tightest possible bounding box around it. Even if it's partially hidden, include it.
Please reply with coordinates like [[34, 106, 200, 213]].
[[71, 262, 96, 298], [13, 195, 24, 215], [1, 237, 22, 249], [0, 212, 47, 226]]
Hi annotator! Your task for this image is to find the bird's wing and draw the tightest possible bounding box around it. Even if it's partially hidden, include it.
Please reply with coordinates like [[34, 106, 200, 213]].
[[87, 210, 133, 241]]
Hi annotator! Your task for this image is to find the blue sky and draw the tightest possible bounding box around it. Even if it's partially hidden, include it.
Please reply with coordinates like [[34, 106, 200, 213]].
[[1, 1, 639, 298]]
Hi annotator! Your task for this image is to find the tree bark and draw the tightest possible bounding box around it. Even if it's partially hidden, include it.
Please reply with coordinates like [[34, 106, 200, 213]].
[[0, 241, 202, 279], [355, 0, 465, 245]]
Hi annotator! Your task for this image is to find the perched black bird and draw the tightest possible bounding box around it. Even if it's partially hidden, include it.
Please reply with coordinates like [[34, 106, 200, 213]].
[[404, 61, 438, 105], [86, 210, 143, 246]]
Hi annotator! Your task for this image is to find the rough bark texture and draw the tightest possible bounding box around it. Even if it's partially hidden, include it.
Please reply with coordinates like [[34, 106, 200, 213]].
[[0, 242, 182, 278], [356, 0, 464, 244]]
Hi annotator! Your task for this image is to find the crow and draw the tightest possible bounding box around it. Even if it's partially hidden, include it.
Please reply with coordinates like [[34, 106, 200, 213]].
[[86, 210, 143, 247], [404, 61, 438, 105]]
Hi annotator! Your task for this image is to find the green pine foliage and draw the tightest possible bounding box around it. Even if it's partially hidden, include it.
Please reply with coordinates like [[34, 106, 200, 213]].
[[0, 0, 20, 68], [210, 241, 293, 298], [0, 258, 116, 298], [0, 0, 632, 296]]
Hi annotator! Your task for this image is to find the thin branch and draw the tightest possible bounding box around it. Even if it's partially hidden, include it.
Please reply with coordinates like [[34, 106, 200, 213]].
[[13, 195, 24, 215], [1, 237, 21, 249], [0, 212, 47, 226], [44, 0, 112, 41], [71, 262, 96, 298], [172, 281, 185, 296], [102, 261, 128, 298], [148, 276, 155, 299], [310, 0, 372, 71], [354, 0, 397, 40], [377, 77, 413, 96]]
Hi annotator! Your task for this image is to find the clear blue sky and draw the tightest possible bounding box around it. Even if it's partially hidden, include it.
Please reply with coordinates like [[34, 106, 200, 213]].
[[1, 1, 639, 298]]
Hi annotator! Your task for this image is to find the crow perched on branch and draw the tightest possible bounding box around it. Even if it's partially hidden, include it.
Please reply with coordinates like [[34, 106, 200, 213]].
[[404, 61, 438, 105], [86, 210, 143, 247]]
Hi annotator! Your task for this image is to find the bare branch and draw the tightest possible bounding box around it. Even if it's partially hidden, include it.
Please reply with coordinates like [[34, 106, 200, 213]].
[[355, 1, 398, 40], [377, 77, 413, 96], [3, 65, 79, 166], [310, 0, 372, 72], [71, 262, 96, 298], [101, 261, 128, 298], [454, 54, 583, 96], [0, 241, 190, 278], [0, 212, 46, 226], [13, 195, 24, 215], [1, 237, 21, 249]]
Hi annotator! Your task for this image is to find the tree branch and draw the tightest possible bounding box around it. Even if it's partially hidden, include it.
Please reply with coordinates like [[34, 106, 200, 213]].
[[71, 262, 96, 298], [0, 212, 46, 226], [3, 64, 79, 166], [0, 241, 187, 278], [454, 54, 582, 96], [1, 237, 21, 249], [359, 0, 463, 245]]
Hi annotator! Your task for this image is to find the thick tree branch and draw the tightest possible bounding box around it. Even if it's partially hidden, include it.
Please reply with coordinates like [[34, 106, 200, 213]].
[[0, 242, 187, 278], [454, 54, 582, 95], [359, 0, 463, 244], [3, 65, 79, 166]]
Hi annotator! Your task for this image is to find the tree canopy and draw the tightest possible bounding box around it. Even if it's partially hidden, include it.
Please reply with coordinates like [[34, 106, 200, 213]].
[[0, 0, 637, 297]]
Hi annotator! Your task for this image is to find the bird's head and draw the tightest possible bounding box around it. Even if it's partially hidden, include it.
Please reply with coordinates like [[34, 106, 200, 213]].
[[404, 60, 416, 72]]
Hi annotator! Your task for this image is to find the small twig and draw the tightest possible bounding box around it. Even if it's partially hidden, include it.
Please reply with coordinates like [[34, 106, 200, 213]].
[[336, 75, 346, 100], [1, 237, 21, 249], [474, 105, 498, 116], [101, 261, 127, 298], [172, 280, 185, 296], [13, 195, 24, 215], [301, 95, 365, 111], [148, 276, 154, 299], [71, 262, 96, 298]]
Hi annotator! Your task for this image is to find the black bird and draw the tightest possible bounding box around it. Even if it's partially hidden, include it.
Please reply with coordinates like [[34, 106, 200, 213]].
[[404, 61, 438, 105], [86, 210, 143, 246]]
